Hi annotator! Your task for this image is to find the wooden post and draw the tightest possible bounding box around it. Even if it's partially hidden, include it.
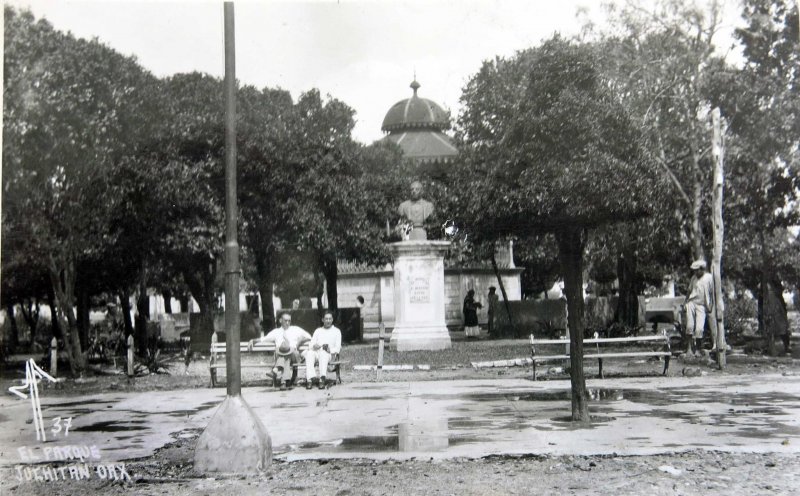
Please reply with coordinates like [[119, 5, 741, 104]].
[[127, 334, 135, 377], [711, 108, 726, 370], [50, 337, 58, 377], [377, 322, 385, 381]]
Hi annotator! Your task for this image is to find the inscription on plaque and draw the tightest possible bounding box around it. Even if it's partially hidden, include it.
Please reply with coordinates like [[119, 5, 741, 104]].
[[410, 277, 430, 303]]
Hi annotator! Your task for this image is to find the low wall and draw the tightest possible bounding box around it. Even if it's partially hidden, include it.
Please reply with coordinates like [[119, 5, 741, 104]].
[[494, 299, 567, 338], [188, 312, 261, 352]]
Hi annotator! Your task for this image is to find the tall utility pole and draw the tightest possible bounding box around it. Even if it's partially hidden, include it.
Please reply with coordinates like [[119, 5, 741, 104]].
[[711, 107, 726, 370], [194, 3, 271, 473], [223, 0, 241, 396]]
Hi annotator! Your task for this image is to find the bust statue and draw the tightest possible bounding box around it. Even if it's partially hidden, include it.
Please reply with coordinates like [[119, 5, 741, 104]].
[[398, 181, 434, 240]]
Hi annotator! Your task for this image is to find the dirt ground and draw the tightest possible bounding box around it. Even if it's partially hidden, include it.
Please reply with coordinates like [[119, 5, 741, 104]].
[[4, 442, 799, 496], [2, 345, 799, 495]]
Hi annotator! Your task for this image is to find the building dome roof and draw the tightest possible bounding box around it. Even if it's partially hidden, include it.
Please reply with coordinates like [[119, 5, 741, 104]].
[[381, 80, 450, 132]]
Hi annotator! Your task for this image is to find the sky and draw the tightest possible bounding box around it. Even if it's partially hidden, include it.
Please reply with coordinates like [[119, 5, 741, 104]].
[[6, 0, 745, 144]]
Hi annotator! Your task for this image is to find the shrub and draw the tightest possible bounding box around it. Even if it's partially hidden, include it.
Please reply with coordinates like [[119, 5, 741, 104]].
[[725, 297, 757, 345]]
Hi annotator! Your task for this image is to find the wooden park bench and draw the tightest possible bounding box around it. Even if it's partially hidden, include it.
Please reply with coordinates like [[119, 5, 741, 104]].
[[529, 331, 672, 380], [208, 334, 347, 387]]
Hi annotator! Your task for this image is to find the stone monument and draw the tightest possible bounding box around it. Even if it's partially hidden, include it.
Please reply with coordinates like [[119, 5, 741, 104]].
[[389, 181, 451, 350]]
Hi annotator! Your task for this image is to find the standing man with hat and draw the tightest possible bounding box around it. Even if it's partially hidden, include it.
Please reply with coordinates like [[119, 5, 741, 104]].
[[684, 259, 715, 357], [252, 312, 311, 390]]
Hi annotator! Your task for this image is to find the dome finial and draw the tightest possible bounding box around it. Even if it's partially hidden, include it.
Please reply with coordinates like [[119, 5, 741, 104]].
[[410, 78, 420, 96]]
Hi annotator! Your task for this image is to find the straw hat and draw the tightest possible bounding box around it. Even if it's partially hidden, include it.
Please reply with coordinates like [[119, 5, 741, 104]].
[[277, 341, 292, 356], [690, 260, 707, 270]]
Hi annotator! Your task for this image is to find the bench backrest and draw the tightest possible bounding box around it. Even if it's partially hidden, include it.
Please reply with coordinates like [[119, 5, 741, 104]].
[[210, 341, 309, 354], [529, 332, 670, 350]]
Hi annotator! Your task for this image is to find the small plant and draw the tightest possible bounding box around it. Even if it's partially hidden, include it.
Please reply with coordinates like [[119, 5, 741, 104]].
[[134, 338, 173, 375], [531, 319, 564, 339], [724, 297, 758, 345]]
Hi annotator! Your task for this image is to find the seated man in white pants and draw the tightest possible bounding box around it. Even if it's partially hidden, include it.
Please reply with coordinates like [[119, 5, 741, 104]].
[[251, 312, 311, 390], [305, 311, 342, 390]]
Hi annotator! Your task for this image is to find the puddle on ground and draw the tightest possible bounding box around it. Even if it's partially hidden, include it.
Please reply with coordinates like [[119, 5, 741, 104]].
[[281, 386, 799, 454], [71, 419, 148, 432], [164, 401, 221, 418]]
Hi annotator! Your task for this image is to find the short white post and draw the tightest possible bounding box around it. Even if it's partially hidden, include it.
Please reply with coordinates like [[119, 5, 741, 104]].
[[50, 337, 58, 377], [126, 334, 134, 377], [377, 323, 386, 381]]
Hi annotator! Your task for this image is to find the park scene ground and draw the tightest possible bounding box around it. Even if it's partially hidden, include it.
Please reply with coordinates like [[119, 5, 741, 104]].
[[2, 327, 800, 495]]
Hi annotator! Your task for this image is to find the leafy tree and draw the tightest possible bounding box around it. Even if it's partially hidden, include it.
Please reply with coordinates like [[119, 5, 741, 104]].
[[3, 7, 157, 373], [711, 0, 800, 353], [240, 88, 405, 329], [239, 85, 303, 330], [581, 0, 732, 324], [454, 37, 662, 421]]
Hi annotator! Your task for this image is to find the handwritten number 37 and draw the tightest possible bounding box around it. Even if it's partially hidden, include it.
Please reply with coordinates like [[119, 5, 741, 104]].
[[51, 417, 72, 437]]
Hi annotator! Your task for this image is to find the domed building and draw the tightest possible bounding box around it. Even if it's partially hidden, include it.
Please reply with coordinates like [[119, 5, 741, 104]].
[[381, 80, 458, 168]]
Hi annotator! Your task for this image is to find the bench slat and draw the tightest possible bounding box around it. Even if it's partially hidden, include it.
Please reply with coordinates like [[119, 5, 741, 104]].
[[584, 352, 671, 359], [530, 336, 668, 345], [584, 336, 668, 344], [531, 351, 670, 361]]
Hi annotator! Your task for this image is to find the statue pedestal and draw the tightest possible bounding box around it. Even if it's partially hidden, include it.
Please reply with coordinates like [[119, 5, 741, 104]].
[[389, 240, 451, 351]]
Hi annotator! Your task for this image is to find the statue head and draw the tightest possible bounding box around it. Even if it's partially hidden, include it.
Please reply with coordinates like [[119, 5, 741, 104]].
[[410, 180, 423, 201]]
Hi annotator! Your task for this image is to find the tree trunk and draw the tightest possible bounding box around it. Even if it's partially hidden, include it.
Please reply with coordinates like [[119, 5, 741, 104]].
[[490, 250, 515, 337], [47, 255, 86, 375], [47, 285, 63, 340], [6, 302, 19, 351], [135, 279, 149, 357], [255, 248, 276, 333], [690, 149, 704, 261], [76, 281, 90, 350], [181, 257, 218, 316], [761, 269, 788, 357], [321, 254, 338, 312], [314, 269, 325, 313], [162, 290, 173, 314], [614, 244, 639, 333], [119, 289, 134, 337], [179, 294, 190, 313], [20, 298, 40, 344], [556, 227, 590, 423], [710, 107, 726, 369]]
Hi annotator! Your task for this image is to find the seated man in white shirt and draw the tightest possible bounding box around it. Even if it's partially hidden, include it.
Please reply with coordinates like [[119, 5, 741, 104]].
[[304, 311, 342, 390], [252, 312, 311, 390]]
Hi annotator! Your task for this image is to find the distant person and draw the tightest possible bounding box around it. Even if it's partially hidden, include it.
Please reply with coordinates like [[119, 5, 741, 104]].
[[684, 259, 714, 356], [356, 295, 365, 338], [251, 312, 311, 390], [292, 299, 301, 310], [304, 311, 342, 389], [397, 180, 434, 240], [763, 275, 790, 355], [463, 289, 483, 339], [487, 287, 499, 337]]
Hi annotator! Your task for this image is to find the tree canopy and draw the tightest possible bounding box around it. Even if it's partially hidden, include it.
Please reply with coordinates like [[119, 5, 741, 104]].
[[453, 36, 663, 420]]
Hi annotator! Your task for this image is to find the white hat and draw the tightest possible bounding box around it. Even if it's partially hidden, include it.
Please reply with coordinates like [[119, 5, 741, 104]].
[[690, 260, 707, 270], [277, 341, 292, 356]]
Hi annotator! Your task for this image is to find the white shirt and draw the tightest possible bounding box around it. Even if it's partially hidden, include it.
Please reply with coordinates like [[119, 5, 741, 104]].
[[261, 325, 311, 350], [687, 272, 714, 310], [309, 325, 342, 355]]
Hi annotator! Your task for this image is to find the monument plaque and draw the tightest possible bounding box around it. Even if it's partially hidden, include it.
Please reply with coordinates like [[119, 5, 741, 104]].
[[410, 278, 430, 303]]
